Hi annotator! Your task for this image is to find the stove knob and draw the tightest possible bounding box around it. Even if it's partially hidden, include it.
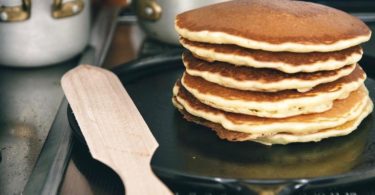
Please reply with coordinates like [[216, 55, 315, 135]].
[[52, 0, 84, 19], [0, 0, 31, 22]]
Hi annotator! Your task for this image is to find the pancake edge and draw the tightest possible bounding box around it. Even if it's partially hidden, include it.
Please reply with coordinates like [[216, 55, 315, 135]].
[[184, 57, 357, 92], [173, 83, 369, 135], [172, 88, 373, 145], [176, 25, 371, 53], [254, 98, 373, 145], [181, 39, 363, 73], [181, 72, 365, 118]]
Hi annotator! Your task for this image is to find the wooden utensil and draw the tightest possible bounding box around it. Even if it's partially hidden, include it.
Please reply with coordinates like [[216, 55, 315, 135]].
[[61, 65, 172, 195]]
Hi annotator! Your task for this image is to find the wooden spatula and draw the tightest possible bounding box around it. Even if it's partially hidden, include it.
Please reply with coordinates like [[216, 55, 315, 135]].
[[61, 65, 172, 195]]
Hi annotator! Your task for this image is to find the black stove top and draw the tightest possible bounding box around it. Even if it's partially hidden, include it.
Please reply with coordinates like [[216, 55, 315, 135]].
[[57, 38, 375, 195]]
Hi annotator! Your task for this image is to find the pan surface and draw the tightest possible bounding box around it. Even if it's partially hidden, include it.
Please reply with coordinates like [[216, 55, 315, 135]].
[[68, 52, 375, 192]]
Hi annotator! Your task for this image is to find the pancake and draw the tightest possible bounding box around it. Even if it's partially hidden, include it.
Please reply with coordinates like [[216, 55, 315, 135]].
[[172, 83, 371, 143], [174, 96, 372, 146], [183, 51, 357, 92], [181, 65, 366, 118], [175, 0, 371, 52], [181, 38, 363, 73], [254, 101, 372, 145]]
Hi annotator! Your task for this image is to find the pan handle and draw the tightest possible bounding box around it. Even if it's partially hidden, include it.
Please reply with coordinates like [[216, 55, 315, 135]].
[[222, 180, 307, 195]]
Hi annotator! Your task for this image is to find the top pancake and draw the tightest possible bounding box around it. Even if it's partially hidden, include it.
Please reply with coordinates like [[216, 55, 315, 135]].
[[175, 0, 371, 52]]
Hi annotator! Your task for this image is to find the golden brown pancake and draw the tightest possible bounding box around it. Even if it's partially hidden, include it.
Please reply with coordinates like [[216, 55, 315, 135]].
[[172, 0, 373, 145], [174, 98, 370, 145], [175, 0, 371, 52], [181, 38, 363, 73], [172, 82, 372, 143], [181, 38, 363, 67], [182, 66, 364, 102], [181, 65, 365, 118], [183, 51, 357, 92], [174, 100, 250, 141]]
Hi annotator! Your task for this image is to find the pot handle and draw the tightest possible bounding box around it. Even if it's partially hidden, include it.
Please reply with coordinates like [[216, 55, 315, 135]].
[[0, 0, 31, 22], [222, 181, 307, 195], [137, 0, 162, 21], [52, 0, 85, 19]]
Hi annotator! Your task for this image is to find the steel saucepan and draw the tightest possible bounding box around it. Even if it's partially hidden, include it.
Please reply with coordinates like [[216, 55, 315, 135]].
[[0, 0, 90, 67]]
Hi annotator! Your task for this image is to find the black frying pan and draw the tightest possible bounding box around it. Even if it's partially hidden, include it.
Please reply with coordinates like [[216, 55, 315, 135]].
[[68, 51, 375, 194]]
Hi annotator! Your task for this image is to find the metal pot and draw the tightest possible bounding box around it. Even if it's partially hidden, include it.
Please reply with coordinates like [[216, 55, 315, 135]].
[[136, 0, 228, 45], [0, 0, 90, 67]]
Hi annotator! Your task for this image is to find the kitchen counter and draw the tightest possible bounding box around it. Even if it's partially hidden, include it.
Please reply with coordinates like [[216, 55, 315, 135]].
[[0, 60, 78, 195], [0, 8, 118, 195]]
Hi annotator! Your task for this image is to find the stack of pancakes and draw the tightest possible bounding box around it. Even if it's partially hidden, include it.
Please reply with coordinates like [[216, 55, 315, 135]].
[[172, 0, 373, 145]]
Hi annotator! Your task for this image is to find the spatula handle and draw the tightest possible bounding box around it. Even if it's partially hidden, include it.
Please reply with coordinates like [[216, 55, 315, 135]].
[[112, 152, 172, 195]]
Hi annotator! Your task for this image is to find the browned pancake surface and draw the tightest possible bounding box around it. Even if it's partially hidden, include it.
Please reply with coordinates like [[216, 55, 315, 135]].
[[175, 101, 251, 141], [175, 82, 366, 125], [183, 51, 356, 83], [182, 38, 362, 66], [175, 96, 362, 141], [182, 65, 365, 102], [176, 0, 370, 44]]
